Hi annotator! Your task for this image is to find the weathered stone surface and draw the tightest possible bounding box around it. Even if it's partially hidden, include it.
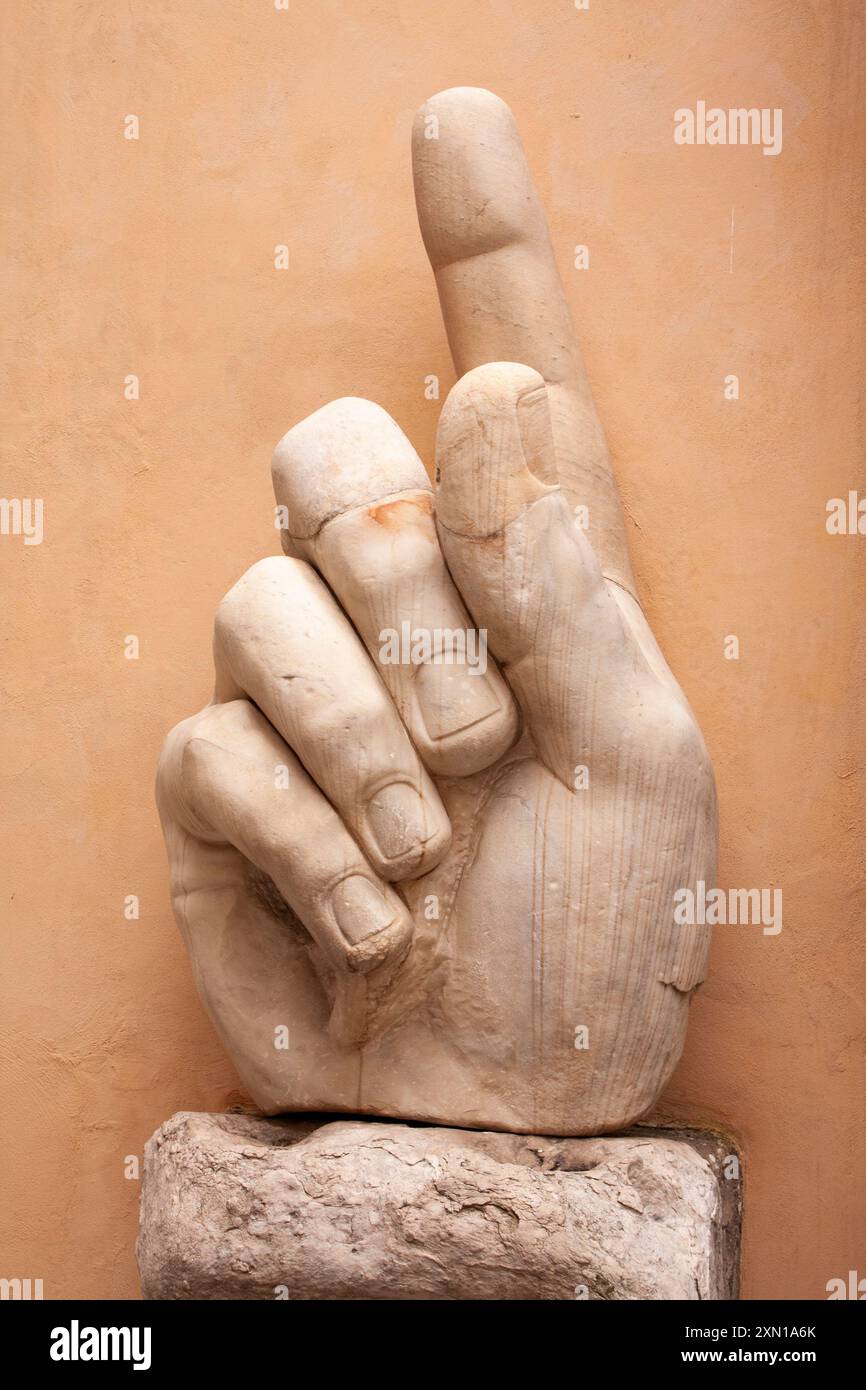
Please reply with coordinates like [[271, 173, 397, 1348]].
[[156, 90, 719, 1141], [138, 1112, 740, 1300]]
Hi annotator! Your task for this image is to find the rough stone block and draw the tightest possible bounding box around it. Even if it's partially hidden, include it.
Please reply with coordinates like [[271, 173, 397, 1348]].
[[137, 1112, 740, 1300]]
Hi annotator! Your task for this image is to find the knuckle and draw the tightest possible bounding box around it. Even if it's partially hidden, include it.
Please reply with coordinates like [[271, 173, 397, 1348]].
[[215, 557, 310, 640], [156, 713, 202, 817], [299, 687, 393, 749]]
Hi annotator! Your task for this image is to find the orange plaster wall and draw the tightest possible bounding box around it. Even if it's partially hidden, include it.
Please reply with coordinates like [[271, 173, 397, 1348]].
[[1, 0, 863, 1299]]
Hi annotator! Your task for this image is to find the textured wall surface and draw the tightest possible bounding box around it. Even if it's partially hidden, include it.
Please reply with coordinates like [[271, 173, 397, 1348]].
[[1, 1, 863, 1300]]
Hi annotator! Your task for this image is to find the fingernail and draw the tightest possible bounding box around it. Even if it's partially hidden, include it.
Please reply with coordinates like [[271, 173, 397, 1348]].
[[331, 875, 398, 945], [366, 782, 432, 862], [516, 384, 557, 484], [416, 663, 501, 741]]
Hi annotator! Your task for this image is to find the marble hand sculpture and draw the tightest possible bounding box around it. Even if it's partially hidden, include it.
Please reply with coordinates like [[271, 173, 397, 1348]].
[[157, 88, 717, 1136]]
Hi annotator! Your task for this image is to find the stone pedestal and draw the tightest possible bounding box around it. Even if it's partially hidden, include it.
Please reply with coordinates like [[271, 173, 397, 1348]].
[[137, 1112, 740, 1300]]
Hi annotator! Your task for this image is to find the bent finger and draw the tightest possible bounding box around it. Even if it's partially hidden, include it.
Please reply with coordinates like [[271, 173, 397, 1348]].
[[159, 698, 414, 976], [213, 555, 451, 882], [272, 396, 519, 776]]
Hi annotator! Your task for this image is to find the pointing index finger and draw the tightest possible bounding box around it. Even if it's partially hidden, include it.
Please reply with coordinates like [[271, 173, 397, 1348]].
[[412, 86, 635, 597]]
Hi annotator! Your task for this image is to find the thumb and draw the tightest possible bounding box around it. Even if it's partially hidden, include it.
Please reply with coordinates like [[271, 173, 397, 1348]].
[[435, 362, 624, 786]]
